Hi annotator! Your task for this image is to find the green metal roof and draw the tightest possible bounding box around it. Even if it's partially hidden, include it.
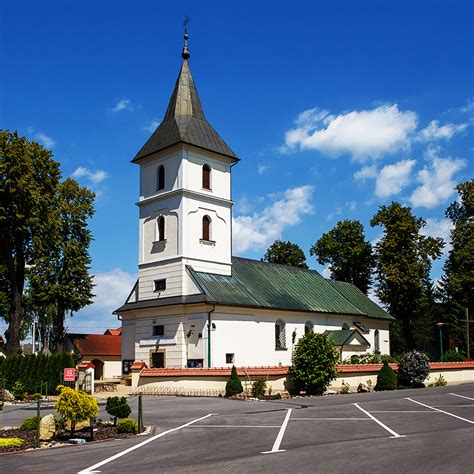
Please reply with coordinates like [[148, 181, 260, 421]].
[[188, 257, 391, 319], [324, 329, 371, 346], [326, 280, 392, 320]]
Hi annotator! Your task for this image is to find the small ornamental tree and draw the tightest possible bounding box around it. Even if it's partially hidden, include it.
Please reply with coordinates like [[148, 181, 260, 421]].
[[54, 385, 98, 436], [225, 366, 243, 397], [375, 361, 397, 391], [106, 396, 132, 426], [290, 332, 339, 394], [398, 350, 430, 387]]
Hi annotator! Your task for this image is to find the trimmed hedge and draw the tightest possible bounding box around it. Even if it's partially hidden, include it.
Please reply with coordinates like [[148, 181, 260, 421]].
[[0, 353, 75, 394]]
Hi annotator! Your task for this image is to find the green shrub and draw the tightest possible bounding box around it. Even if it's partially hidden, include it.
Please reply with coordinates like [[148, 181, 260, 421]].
[[375, 361, 397, 391], [344, 352, 399, 364], [54, 385, 99, 436], [290, 332, 339, 394], [20, 416, 41, 431], [340, 381, 350, 394], [251, 378, 267, 398], [117, 418, 138, 434], [398, 351, 430, 388], [443, 350, 465, 362], [31, 393, 43, 400], [225, 366, 243, 397], [12, 381, 26, 399], [106, 396, 131, 426]]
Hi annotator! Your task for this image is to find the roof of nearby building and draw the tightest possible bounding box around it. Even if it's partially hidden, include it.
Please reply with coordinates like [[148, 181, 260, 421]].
[[68, 334, 121, 357], [324, 329, 370, 347], [104, 327, 122, 336], [325, 280, 389, 320], [132, 55, 238, 162], [188, 257, 393, 320]]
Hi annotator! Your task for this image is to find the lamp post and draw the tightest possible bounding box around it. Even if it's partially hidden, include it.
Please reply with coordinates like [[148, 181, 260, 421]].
[[436, 322, 445, 362]]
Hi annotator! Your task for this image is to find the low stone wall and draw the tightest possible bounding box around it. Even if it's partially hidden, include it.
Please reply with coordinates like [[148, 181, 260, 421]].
[[131, 362, 474, 396]]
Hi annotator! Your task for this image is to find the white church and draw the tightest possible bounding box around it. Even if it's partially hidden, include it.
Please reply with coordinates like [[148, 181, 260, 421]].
[[116, 32, 392, 374]]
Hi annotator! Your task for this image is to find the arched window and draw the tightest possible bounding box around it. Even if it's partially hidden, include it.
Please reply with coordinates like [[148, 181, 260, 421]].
[[202, 164, 211, 190], [305, 321, 314, 335], [342, 322, 350, 330], [157, 165, 165, 191], [275, 320, 286, 350], [374, 329, 380, 353], [202, 215, 211, 241], [157, 216, 165, 241]]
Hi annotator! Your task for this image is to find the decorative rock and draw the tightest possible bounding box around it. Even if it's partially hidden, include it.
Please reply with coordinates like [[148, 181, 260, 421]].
[[279, 391, 291, 399], [39, 414, 56, 441], [1, 389, 15, 402], [357, 383, 370, 393], [323, 389, 337, 395]]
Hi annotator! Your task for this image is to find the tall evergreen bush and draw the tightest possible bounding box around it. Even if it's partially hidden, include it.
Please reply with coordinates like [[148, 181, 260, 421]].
[[375, 361, 397, 391], [225, 366, 243, 397]]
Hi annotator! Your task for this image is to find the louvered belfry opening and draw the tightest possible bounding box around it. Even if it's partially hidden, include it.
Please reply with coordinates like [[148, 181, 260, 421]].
[[158, 216, 165, 241]]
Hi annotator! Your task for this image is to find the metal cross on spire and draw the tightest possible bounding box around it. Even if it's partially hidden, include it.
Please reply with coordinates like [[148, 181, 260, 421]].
[[182, 16, 190, 60]]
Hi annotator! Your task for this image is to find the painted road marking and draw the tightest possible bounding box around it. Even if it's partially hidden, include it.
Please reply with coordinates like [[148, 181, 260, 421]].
[[353, 403, 405, 438], [261, 408, 292, 454], [406, 398, 474, 424], [291, 417, 371, 421], [450, 393, 474, 402], [187, 424, 280, 428], [370, 410, 439, 413], [77, 413, 214, 474]]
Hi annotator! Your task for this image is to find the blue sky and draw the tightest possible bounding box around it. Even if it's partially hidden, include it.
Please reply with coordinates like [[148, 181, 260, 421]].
[[1, 0, 472, 336]]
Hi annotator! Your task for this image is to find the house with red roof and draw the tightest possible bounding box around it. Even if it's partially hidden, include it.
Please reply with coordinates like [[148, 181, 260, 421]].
[[66, 331, 122, 380]]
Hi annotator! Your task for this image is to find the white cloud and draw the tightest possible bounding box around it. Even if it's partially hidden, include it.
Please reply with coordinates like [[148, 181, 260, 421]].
[[35, 132, 56, 149], [112, 99, 133, 112], [321, 265, 332, 278], [72, 166, 109, 184], [282, 104, 418, 162], [420, 218, 453, 253], [375, 159, 416, 198], [418, 120, 468, 142], [410, 156, 466, 208], [232, 185, 314, 253], [354, 164, 378, 181], [257, 163, 271, 175], [142, 120, 160, 133], [71, 268, 136, 332]]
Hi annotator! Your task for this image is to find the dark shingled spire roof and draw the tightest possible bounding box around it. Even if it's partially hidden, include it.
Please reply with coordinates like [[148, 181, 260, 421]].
[[133, 51, 238, 162]]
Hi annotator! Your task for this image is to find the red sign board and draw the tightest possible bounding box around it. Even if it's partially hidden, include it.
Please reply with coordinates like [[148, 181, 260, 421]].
[[64, 368, 76, 382]]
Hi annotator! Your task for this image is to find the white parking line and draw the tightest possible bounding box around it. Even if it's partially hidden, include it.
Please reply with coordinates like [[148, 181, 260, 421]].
[[261, 408, 292, 454], [188, 424, 279, 428], [353, 403, 405, 438], [406, 398, 474, 424], [450, 393, 474, 401], [291, 417, 371, 421], [77, 413, 213, 474]]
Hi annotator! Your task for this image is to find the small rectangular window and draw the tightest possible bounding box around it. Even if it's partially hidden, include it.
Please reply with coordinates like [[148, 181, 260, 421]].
[[226, 353, 234, 364], [154, 279, 166, 292], [153, 325, 164, 336]]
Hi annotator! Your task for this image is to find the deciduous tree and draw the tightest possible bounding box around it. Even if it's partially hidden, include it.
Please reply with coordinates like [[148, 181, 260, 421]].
[[263, 240, 308, 269], [370, 202, 443, 353], [309, 219, 373, 294]]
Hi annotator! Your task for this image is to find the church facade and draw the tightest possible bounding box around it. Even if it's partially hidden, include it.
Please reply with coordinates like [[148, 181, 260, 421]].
[[115, 33, 392, 373]]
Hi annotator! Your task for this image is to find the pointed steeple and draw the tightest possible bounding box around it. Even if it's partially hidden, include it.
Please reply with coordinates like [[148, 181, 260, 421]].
[[133, 30, 238, 163]]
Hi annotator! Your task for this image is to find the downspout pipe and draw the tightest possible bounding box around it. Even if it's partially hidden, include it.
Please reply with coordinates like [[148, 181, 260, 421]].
[[207, 305, 215, 368]]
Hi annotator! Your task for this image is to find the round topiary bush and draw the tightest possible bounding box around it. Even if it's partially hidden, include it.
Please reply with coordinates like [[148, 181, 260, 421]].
[[375, 361, 397, 391], [398, 350, 430, 388], [225, 366, 243, 397], [117, 418, 138, 434], [290, 332, 339, 394], [106, 396, 132, 426], [19, 416, 41, 431]]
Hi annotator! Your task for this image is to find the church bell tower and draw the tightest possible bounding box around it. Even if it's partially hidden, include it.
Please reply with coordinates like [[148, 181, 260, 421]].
[[131, 30, 239, 302]]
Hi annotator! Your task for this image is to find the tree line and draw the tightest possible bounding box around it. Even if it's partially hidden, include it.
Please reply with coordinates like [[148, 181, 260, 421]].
[[1, 130, 95, 354], [263, 179, 473, 357]]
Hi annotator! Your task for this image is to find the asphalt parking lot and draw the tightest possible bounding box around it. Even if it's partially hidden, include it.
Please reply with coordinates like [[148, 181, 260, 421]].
[[1, 384, 473, 473]]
